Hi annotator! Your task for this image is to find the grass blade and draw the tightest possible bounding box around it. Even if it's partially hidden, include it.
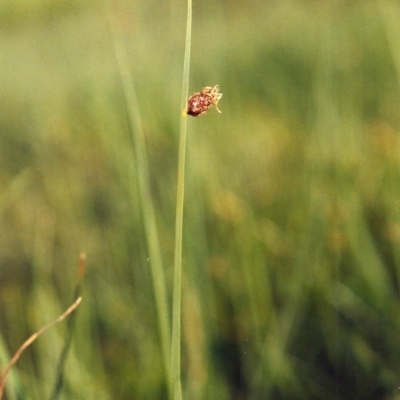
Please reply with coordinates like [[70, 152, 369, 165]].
[[105, 2, 172, 396]]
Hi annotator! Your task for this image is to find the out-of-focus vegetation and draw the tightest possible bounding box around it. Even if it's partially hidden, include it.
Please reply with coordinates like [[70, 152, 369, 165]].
[[1, 0, 400, 399]]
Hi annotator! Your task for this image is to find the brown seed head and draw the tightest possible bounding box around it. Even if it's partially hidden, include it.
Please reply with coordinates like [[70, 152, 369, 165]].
[[187, 85, 222, 117]]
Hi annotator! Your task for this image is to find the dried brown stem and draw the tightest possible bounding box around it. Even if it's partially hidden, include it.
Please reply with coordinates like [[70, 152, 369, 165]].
[[0, 296, 82, 399]]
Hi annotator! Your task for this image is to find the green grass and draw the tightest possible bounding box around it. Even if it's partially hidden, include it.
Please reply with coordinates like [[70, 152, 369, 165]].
[[1, 0, 400, 399]]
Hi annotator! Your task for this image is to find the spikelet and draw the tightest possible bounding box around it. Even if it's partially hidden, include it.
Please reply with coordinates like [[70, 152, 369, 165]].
[[187, 85, 222, 117]]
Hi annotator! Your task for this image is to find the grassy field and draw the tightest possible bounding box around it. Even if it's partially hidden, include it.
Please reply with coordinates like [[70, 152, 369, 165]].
[[1, 0, 400, 399]]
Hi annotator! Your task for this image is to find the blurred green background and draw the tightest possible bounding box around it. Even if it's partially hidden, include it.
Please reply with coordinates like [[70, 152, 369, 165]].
[[1, 0, 400, 399]]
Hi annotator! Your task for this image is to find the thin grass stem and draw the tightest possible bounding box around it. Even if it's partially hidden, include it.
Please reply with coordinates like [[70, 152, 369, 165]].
[[171, 0, 192, 399]]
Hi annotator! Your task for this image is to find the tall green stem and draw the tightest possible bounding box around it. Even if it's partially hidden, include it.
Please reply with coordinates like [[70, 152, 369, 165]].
[[171, 0, 192, 399]]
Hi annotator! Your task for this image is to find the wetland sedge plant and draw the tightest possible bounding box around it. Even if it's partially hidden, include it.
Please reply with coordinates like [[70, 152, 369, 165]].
[[171, 1, 222, 399], [172, 82, 222, 399]]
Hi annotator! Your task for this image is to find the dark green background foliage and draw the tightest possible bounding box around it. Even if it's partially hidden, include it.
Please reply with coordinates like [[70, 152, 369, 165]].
[[1, 0, 400, 399]]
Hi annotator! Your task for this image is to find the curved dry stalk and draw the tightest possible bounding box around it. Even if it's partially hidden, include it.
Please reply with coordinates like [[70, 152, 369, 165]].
[[0, 296, 82, 400]]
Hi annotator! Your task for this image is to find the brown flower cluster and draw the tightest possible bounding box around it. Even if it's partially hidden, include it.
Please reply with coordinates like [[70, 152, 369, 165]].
[[187, 85, 222, 117]]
